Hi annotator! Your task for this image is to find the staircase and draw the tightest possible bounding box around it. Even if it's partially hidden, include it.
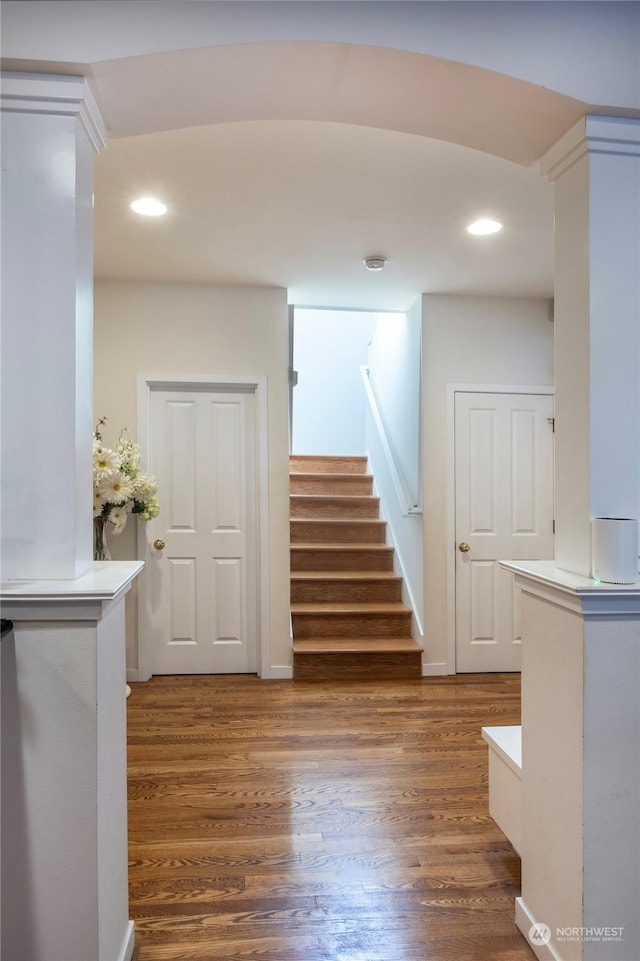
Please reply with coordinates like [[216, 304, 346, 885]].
[[290, 454, 422, 680]]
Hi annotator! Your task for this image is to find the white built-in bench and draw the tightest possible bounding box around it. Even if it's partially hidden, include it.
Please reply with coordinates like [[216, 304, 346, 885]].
[[481, 725, 522, 856]]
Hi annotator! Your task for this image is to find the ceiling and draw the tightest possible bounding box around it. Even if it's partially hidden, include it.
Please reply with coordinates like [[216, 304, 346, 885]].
[[88, 39, 573, 312], [94, 118, 555, 311]]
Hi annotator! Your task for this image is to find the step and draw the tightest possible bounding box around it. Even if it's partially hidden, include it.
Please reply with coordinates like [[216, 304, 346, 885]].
[[289, 455, 368, 475], [293, 638, 422, 681], [293, 636, 422, 653], [290, 518, 386, 544], [290, 544, 395, 572], [291, 602, 412, 638], [290, 472, 374, 496], [291, 571, 403, 603], [290, 494, 380, 519], [481, 725, 522, 856]]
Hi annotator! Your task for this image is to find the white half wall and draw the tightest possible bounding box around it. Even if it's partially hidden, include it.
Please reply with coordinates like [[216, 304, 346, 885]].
[[93, 280, 290, 676], [422, 295, 554, 671]]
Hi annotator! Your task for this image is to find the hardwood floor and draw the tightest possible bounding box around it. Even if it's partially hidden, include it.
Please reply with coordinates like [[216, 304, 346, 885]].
[[127, 673, 535, 961]]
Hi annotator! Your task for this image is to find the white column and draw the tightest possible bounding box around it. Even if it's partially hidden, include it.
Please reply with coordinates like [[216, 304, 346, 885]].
[[540, 117, 640, 577], [501, 561, 640, 961], [1, 563, 142, 961], [0, 73, 106, 580]]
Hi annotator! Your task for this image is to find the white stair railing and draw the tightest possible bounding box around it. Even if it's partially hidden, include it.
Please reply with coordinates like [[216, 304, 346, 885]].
[[360, 365, 422, 517]]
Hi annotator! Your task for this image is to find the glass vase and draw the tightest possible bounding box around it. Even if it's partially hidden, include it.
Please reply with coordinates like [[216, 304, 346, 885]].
[[93, 516, 112, 561]]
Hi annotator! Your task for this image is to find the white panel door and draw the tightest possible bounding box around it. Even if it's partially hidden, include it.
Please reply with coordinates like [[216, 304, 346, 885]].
[[148, 388, 257, 674], [455, 391, 554, 672]]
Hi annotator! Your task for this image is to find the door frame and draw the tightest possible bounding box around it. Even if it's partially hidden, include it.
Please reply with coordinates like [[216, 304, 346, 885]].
[[135, 373, 271, 682], [446, 383, 554, 674]]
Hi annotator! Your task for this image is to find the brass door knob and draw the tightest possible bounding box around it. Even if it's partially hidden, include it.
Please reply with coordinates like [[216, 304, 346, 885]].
[[153, 538, 165, 551], [458, 542, 471, 553]]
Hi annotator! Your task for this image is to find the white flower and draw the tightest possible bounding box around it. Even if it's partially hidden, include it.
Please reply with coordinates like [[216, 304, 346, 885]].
[[132, 472, 158, 501], [93, 420, 160, 536], [100, 471, 134, 505], [109, 505, 131, 534], [93, 445, 121, 481], [93, 488, 109, 518]]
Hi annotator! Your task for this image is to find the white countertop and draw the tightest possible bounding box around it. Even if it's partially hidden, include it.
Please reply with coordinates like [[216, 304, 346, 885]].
[[500, 559, 640, 594], [1, 560, 144, 603]]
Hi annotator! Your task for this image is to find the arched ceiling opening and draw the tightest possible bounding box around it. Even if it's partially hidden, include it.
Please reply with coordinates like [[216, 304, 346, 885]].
[[88, 42, 586, 166]]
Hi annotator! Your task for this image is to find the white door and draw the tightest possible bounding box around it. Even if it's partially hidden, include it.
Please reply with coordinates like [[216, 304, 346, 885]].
[[455, 391, 554, 672], [147, 387, 257, 674]]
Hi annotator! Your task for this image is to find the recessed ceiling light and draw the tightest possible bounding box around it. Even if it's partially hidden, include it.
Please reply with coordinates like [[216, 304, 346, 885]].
[[467, 218, 502, 236], [363, 256, 387, 271], [130, 197, 167, 217]]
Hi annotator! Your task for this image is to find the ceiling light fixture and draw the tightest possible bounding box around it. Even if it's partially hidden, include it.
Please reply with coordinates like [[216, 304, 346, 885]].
[[130, 197, 167, 217], [363, 256, 387, 271], [467, 218, 502, 236]]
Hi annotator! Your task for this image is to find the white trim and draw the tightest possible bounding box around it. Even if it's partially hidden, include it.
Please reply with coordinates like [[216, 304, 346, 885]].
[[540, 115, 640, 182], [136, 373, 271, 681], [0, 71, 106, 152], [446, 384, 554, 674], [117, 920, 136, 961], [501, 559, 640, 617], [515, 899, 563, 961], [0, 561, 143, 622], [126, 668, 140, 684], [421, 661, 448, 676], [268, 665, 294, 679]]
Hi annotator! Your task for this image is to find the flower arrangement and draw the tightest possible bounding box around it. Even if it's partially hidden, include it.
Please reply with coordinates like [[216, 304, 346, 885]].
[[93, 417, 159, 541]]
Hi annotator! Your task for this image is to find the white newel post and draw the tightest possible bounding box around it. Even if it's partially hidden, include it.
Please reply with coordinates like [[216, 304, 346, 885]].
[[494, 118, 640, 961], [0, 74, 141, 961]]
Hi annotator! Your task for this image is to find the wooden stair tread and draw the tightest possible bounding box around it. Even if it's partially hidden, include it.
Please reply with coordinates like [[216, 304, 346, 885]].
[[290, 471, 374, 481], [291, 542, 393, 550], [291, 570, 401, 580], [292, 601, 411, 614], [291, 517, 385, 525], [289, 455, 368, 474], [293, 637, 422, 653], [291, 493, 377, 502]]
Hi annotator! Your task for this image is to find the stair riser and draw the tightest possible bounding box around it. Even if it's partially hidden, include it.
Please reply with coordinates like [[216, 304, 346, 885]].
[[291, 581, 403, 603], [292, 612, 412, 638], [290, 456, 367, 474], [290, 521, 386, 544], [294, 651, 422, 681], [291, 548, 394, 572], [291, 496, 380, 519], [290, 477, 374, 495]]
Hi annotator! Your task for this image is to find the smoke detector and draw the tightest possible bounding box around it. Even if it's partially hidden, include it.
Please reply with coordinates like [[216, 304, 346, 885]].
[[363, 256, 387, 272]]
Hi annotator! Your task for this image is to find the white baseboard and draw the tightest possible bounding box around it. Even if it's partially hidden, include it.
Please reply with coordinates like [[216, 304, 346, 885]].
[[265, 665, 294, 679], [117, 920, 135, 961], [422, 661, 448, 676], [516, 898, 562, 961], [126, 668, 140, 683]]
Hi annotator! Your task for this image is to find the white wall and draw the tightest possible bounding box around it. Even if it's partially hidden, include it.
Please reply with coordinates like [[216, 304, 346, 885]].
[[367, 306, 421, 508], [93, 280, 291, 676], [365, 300, 424, 642], [292, 308, 376, 455], [421, 295, 554, 672]]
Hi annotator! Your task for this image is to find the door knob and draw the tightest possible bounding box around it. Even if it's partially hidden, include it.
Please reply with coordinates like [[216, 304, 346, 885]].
[[153, 538, 165, 551], [458, 542, 471, 553]]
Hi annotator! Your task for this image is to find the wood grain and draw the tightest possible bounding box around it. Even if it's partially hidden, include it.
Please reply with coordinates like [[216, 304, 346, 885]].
[[127, 673, 534, 961]]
